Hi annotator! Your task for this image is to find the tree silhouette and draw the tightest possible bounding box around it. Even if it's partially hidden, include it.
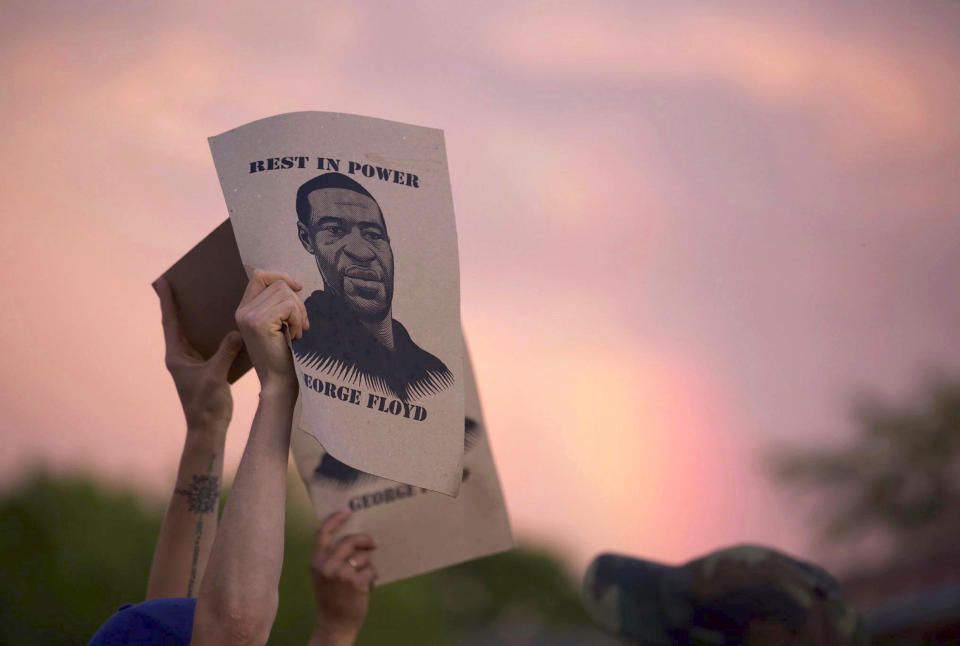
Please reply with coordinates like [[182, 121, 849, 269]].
[[773, 376, 960, 569], [0, 471, 603, 645]]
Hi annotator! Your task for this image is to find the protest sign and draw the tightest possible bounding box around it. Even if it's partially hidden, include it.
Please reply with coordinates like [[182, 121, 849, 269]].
[[157, 219, 251, 383], [209, 112, 465, 495], [158, 217, 510, 583], [291, 341, 514, 584]]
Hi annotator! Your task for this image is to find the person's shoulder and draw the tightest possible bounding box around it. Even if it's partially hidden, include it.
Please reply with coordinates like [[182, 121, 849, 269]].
[[392, 319, 452, 376]]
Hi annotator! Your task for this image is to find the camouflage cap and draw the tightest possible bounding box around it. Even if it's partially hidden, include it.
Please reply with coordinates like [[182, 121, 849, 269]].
[[582, 545, 870, 645]]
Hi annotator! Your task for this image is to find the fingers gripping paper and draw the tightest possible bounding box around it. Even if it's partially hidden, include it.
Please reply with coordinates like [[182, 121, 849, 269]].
[[291, 342, 514, 584], [209, 112, 465, 495]]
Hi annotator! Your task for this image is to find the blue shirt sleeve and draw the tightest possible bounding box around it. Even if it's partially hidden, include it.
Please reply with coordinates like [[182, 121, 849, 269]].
[[88, 597, 196, 646]]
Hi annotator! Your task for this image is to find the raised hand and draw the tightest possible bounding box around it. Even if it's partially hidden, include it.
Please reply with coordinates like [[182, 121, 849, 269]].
[[233, 269, 308, 392], [192, 269, 307, 645], [309, 510, 378, 646], [147, 276, 244, 600], [155, 275, 243, 430]]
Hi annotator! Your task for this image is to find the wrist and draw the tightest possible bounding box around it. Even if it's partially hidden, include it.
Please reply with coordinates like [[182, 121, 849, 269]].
[[184, 422, 229, 446], [259, 377, 299, 402]]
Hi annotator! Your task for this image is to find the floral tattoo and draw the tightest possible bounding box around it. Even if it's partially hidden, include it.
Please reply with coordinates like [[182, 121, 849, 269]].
[[175, 474, 220, 514]]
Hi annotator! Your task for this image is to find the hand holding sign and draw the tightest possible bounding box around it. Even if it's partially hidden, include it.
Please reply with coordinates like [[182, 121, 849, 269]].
[[154, 275, 244, 430], [234, 269, 309, 392]]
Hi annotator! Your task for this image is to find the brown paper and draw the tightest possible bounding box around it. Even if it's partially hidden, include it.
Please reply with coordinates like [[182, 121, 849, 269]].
[[291, 341, 514, 584], [209, 112, 465, 495], [157, 219, 251, 383]]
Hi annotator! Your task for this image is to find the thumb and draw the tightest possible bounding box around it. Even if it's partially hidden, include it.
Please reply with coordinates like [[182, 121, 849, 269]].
[[210, 331, 243, 377]]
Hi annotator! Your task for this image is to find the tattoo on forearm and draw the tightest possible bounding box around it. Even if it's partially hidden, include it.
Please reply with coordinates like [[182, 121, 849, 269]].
[[174, 474, 220, 514], [187, 517, 203, 597], [178, 458, 219, 597]]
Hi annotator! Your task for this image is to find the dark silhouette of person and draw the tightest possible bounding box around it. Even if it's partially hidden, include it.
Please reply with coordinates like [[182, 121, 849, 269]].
[[292, 172, 452, 402]]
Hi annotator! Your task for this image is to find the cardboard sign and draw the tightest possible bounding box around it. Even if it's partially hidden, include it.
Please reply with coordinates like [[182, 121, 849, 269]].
[[291, 342, 514, 584], [209, 112, 465, 496], [158, 220, 251, 383], [158, 218, 512, 583]]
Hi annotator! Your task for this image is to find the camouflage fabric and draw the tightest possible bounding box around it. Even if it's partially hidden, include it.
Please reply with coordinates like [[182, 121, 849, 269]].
[[582, 545, 870, 645]]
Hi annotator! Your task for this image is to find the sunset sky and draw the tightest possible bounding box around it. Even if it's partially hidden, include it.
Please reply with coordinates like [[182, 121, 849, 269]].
[[2, 1, 959, 577]]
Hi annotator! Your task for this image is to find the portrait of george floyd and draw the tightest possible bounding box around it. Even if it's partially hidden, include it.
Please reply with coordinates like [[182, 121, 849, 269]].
[[292, 172, 453, 403], [210, 111, 465, 496]]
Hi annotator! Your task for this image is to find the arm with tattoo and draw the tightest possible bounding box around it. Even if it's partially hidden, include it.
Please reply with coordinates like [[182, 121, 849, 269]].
[[146, 277, 244, 599]]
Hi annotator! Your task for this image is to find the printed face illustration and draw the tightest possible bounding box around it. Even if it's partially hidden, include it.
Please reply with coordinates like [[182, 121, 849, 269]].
[[298, 187, 395, 322]]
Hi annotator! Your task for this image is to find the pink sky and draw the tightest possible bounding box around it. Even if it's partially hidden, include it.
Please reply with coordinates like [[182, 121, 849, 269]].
[[2, 1, 959, 576]]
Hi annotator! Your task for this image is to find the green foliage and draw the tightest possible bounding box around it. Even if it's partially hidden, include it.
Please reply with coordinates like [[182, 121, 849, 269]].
[[0, 473, 161, 646], [353, 546, 592, 645], [0, 472, 593, 645], [773, 376, 960, 558]]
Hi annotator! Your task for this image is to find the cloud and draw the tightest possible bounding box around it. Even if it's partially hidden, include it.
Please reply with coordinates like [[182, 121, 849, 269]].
[[487, 4, 938, 150]]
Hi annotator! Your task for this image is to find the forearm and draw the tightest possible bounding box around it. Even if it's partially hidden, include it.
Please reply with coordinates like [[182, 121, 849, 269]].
[[193, 385, 297, 645], [146, 425, 226, 599]]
